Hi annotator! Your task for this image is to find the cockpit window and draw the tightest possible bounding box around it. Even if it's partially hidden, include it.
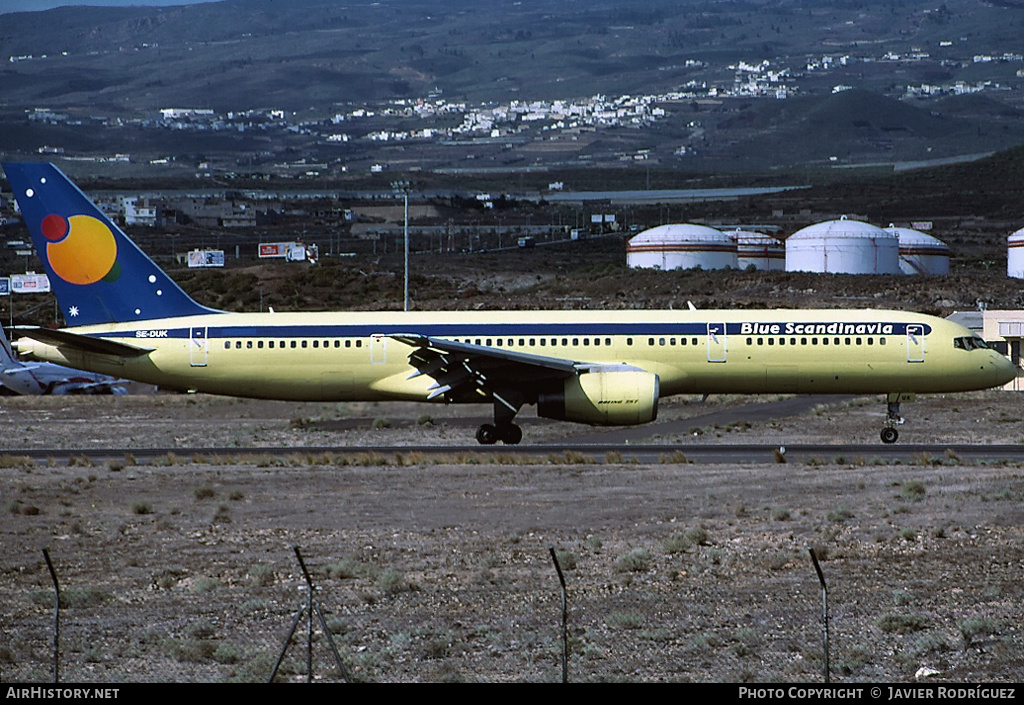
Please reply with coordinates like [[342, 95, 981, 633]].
[[954, 336, 989, 351]]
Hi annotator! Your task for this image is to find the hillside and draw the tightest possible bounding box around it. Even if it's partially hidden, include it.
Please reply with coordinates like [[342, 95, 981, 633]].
[[2, 0, 1024, 173]]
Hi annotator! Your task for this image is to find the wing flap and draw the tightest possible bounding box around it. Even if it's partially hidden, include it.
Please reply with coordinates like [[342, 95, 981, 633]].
[[389, 333, 578, 403]]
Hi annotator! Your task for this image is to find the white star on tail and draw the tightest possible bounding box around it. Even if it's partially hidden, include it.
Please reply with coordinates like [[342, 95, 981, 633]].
[[68, 306, 79, 317]]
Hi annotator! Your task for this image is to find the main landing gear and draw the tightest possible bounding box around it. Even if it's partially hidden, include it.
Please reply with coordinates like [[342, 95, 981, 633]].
[[880, 395, 905, 444], [476, 422, 523, 445], [476, 392, 524, 445]]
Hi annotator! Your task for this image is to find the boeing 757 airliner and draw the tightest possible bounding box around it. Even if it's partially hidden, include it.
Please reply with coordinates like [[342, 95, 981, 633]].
[[2, 162, 1016, 444]]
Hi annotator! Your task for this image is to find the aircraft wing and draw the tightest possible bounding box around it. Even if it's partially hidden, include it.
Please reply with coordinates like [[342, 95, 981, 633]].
[[52, 380, 129, 396], [15, 328, 154, 358], [389, 333, 580, 404]]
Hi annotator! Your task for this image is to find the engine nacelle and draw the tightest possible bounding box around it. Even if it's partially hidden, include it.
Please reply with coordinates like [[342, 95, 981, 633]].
[[537, 367, 659, 426]]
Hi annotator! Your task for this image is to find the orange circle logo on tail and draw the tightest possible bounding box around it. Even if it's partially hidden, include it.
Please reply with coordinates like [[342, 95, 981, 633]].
[[44, 215, 118, 285]]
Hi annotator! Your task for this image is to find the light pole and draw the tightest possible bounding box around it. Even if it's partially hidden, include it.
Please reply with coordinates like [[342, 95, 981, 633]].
[[391, 180, 410, 311]]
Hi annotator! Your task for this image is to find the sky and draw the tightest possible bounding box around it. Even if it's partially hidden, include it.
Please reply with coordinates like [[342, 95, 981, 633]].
[[0, 0, 211, 14]]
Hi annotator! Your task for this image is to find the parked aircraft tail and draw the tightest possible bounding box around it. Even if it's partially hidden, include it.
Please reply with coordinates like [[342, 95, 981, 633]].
[[2, 162, 219, 327], [0, 326, 18, 369]]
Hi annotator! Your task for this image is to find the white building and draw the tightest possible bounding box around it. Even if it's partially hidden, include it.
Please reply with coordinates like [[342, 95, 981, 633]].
[[786, 217, 900, 274], [733, 230, 785, 271], [627, 224, 737, 270], [885, 225, 950, 275], [1008, 227, 1024, 279]]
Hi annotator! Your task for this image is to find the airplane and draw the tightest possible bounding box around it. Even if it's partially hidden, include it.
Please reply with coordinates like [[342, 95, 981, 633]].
[[1, 161, 1016, 444], [0, 324, 126, 396]]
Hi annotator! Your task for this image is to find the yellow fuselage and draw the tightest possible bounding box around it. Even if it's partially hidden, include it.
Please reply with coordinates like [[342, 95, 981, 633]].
[[16, 309, 1016, 405]]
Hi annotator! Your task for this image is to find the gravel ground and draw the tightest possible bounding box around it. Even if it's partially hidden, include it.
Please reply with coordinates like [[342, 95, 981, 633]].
[[1, 391, 1023, 682]]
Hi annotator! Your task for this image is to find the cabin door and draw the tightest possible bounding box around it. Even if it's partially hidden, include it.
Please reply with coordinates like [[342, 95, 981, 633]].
[[706, 322, 727, 363], [370, 335, 387, 364], [906, 324, 925, 363], [190, 326, 209, 367]]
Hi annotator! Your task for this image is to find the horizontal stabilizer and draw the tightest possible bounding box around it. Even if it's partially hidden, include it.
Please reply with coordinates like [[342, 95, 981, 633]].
[[16, 328, 153, 358]]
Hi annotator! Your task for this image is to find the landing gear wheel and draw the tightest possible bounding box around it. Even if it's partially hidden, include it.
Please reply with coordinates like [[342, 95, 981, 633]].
[[880, 427, 899, 444], [498, 423, 523, 445], [476, 423, 499, 445]]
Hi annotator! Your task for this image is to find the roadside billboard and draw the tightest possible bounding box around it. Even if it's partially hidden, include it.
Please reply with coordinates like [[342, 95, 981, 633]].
[[11, 273, 50, 294]]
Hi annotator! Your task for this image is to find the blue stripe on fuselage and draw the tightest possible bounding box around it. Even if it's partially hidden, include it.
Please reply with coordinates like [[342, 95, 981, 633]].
[[102, 320, 933, 341]]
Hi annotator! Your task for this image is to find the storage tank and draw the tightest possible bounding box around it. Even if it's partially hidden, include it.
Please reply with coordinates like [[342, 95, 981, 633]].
[[885, 224, 949, 275], [785, 216, 900, 274], [733, 229, 785, 271], [1009, 227, 1024, 279], [627, 224, 737, 270]]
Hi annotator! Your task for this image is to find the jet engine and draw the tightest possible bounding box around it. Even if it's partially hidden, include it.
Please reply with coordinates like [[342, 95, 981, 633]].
[[537, 367, 659, 426]]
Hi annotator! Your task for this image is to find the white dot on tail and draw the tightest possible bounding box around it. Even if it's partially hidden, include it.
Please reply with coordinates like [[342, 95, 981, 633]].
[[148, 275, 157, 283]]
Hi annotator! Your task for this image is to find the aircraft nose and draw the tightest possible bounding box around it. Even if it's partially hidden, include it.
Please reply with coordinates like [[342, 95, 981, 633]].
[[988, 351, 1018, 387]]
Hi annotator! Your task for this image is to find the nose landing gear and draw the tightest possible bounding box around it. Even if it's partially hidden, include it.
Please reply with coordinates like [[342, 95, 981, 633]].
[[880, 395, 907, 444]]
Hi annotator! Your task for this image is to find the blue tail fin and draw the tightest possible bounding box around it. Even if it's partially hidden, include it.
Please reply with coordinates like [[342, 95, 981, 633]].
[[3, 162, 218, 326]]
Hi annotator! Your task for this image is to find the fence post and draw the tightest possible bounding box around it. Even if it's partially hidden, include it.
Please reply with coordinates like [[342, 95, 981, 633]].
[[549, 546, 568, 683], [269, 546, 353, 683], [42, 548, 59, 684], [807, 546, 829, 683]]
